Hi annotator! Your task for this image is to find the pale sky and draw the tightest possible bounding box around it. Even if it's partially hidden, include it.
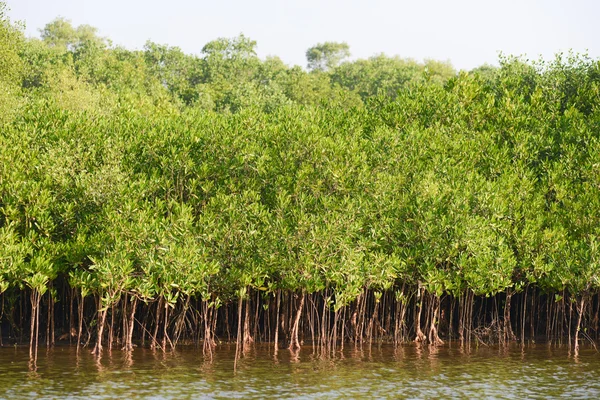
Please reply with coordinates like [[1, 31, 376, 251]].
[[5, 0, 599, 71]]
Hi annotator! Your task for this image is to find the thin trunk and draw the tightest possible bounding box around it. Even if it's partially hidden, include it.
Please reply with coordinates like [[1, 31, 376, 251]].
[[141, 305, 148, 347], [320, 293, 327, 349], [274, 289, 280, 353], [448, 298, 454, 340], [46, 291, 50, 347], [358, 289, 368, 345], [35, 293, 40, 359], [521, 288, 527, 344], [203, 300, 214, 357], [595, 294, 600, 341], [530, 289, 535, 339], [77, 293, 84, 353], [211, 305, 218, 345], [312, 294, 317, 347], [163, 302, 173, 351], [289, 291, 305, 350], [332, 309, 338, 351], [108, 304, 115, 352], [243, 294, 254, 351], [574, 295, 585, 355], [126, 296, 137, 351], [340, 306, 346, 352], [93, 306, 107, 356], [173, 295, 189, 347], [225, 304, 231, 342], [504, 288, 516, 342], [367, 296, 379, 345], [351, 292, 361, 345], [414, 287, 426, 343], [29, 291, 40, 360], [459, 291, 466, 343], [428, 295, 444, 346], [151, 297, 163, 350], [546, 295, 553, 342], [568, 296, 573, 351], [46, 285, 55, 347], [340, 306, 348, 354], [253, 291, 260, 342], [234, 295, 243, 370]]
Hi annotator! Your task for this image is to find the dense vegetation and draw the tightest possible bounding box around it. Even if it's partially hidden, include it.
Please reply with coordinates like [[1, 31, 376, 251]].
[[1, 3, 600, 360]]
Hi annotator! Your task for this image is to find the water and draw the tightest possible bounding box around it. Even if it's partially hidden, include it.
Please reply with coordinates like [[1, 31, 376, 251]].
[[0, 343, 599, 399]]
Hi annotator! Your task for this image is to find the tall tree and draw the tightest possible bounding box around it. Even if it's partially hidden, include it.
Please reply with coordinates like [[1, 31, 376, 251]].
[[40, 17, 107, 51], [306, 41, 350, 71]]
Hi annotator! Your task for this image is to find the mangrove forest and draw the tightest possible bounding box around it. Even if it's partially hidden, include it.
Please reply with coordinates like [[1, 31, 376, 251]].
[[2, 3, 600, 361]]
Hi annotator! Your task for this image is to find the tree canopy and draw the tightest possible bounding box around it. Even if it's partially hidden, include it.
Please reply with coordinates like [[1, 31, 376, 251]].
[[306, 41, 351, 71], [2, 2, 600, 352]]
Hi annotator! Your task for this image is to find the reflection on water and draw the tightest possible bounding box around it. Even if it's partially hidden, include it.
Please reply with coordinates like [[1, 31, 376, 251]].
[[1, 343, 599, 399]]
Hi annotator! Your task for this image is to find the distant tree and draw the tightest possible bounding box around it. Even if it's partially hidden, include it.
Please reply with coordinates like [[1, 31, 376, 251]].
[[200, 34, 262, 110], [201, 34, 260, 83], [144, 41, 203, 104], [331, 54, 454, 100], [201, 34, 257, 61], [306, 41, 350, 71], [40, 17, 107, 51], [39, 17, 75, 48]]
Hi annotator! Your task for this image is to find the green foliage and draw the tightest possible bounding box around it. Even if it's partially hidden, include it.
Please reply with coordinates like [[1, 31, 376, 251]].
[[0, 2, 24, 123], [1, 12, 599, 320], [0, 2, 23, 85], [306, 41, 350, 71], [331, 54, 455, 100], [39, 17, 108, 51]]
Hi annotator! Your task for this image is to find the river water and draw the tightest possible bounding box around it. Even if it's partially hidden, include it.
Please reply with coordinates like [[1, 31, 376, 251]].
[[0, 343, 598, 399]]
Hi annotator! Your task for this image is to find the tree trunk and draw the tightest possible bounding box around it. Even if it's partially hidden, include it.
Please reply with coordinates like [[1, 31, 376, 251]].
[[77, 293, 84, 353], [29, 291, 41, 360], [243, 294, 254, 351], [93, 306, 107, 356], [289, 291, 305, 350], [504, 288, 516, 342], [574, 295, 585, 356], [414, 287, 427, 343], [151, 297, 163, 350], [428, 294, 444, 346], [125, 296, 137, 351], [234, 295, 243, 370], [274, 289, 280, 353]]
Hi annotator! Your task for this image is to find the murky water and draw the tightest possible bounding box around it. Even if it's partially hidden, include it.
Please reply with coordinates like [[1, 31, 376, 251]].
[[0, 343, 599, 399]]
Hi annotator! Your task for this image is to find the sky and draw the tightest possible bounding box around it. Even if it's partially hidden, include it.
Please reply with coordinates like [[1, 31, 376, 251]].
[[5, 0, 599, 71]]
